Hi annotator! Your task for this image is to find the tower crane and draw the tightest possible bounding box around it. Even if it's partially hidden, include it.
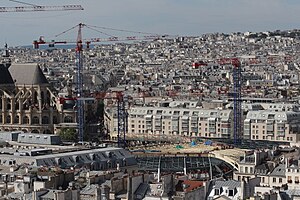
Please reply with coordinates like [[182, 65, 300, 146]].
[[1, 0, 83, 13], [0, 5, 83, 12], [34, 23, 168, 148], [91, 91, 127, 148], [76, 23, 84, 144], [217, 58, 242, 145], [232, 58, 242, 145]]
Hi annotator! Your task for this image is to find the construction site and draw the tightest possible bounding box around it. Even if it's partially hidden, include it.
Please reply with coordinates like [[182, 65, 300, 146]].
[[1, 1, 300, 199]]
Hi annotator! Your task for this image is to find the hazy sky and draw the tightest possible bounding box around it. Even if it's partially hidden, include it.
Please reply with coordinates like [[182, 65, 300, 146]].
[[1, 0, 300, 46]]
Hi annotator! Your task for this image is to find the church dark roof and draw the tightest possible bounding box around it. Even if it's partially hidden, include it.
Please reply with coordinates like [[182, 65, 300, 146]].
[[0, 64, 14, 85], [9, 63, 48, 85]]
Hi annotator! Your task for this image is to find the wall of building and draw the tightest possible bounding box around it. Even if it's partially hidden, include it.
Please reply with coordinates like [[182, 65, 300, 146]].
[[111, 176, 128, 194], [182, 186, 205, 200], [130, 174, 144, 198], [106, 107, 233, 140]]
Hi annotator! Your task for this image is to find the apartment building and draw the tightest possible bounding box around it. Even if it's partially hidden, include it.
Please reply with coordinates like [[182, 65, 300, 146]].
[[105, 106, 233, 140], [286, 159, 300, 190], [244, 110, 300, 143], [233, 150, 300, 193], [234, 150, 270, 182]]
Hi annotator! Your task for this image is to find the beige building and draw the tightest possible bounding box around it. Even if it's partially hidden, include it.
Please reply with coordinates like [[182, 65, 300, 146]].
[[0, 63, 76, 134], [233, 151, 300, 193], [286, 159, 300, 190], [244, 110, 300, 143], [105, 106, 233, 140], [234, 150, 270, 182]]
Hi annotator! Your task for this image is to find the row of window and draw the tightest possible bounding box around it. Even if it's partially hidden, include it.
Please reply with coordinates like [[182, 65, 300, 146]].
[[0, 115, 74, 124], [252, 135, 294, 141], [139, 110, 223, 116], [288, 176, 300, 184]]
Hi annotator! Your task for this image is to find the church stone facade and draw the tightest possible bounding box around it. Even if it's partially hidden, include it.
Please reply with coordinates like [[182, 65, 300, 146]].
[[0, 63, 76, 134]]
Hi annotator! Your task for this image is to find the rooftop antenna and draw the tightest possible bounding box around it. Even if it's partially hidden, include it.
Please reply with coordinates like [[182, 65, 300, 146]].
[[157, 156, 161, 183], [209, 157, 213, 180], [183, 156, 187, 176]]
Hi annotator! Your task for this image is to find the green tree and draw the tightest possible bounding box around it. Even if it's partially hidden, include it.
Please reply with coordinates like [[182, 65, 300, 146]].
[[58, 128, 78, 142]]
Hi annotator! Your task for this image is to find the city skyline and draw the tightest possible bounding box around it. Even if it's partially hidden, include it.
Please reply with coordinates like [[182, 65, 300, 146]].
[[1, 0, 300, 46]]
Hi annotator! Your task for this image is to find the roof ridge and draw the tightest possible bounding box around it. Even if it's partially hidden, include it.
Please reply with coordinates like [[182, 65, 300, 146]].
[[9, 63, 49, 85]]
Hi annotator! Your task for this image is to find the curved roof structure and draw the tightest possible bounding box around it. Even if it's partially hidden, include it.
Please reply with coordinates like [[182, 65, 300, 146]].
[[136, 155, 233, 178]]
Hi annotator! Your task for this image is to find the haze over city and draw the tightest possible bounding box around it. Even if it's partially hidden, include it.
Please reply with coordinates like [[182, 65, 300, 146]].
[[1, 0, 300, 46]]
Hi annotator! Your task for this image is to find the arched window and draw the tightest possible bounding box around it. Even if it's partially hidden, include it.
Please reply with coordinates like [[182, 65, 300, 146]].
[[32, 129, 39, 133], [32, 116, 39, 124], [21, 129, 28, 133], [42, 116, 49, 124], [14, 116, 19, 124], [41, 91, 44, 104], [23, 116, 29, 124], [6, 115, 11, 124], [6, 98, 11, 110], [15, 102, 19, 111], [0, 115, 2, 123], [46, 91, 51, 104], [33, 91, 38, 104], [64, 116, 73, 123], [53, 116, 58, 124]]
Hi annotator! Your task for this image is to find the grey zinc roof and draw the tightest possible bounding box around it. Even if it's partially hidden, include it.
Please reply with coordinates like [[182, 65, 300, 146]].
[[269, 164, 285, 177], [135, 183, 149, 199], [246, 110, 300, 121], [0, 147, 137, 169], [129, 107, 232, 120], [285, 189, 300, 197], [80, 184, 98, 195], [214, 180, 241, 190], [0, 64, 14, 85], [9, 63, 48, 85], [256, 163, 270, 171], [7, 192, 25, 199], [33, 147, 137, 168], [40, 190, 55, 199], [215, 196, 232, 200]]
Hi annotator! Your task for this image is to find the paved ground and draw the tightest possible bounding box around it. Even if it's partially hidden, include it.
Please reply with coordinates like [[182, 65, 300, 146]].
[[135, 142, 248, 163], [151, 143, 216, 154]]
